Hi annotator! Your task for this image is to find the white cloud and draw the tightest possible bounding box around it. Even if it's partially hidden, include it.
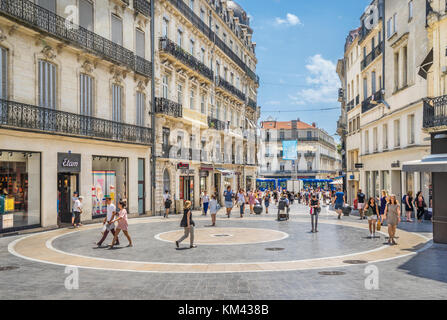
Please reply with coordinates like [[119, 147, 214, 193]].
[[289, 54, 340, 105], [275, 13, 302, 26]]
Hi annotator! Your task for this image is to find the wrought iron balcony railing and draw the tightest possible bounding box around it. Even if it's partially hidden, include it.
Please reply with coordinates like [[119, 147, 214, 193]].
[[216, 76, 246, 101], [207, 117, 226, 131], [166, 0, 259, 83], [133, 0, 150, 17], [304, 152, 316, 158], [155, 97, 183, 118], [423, 95, 447, 129], [362, 90, 383, 113], [0, 99, 152, 145], [159, 37, 214, 81], [346, 99, 355, 112], [361, 42, 383, 70], [0, 0, 152, 77], [248, 98, 257, 110]]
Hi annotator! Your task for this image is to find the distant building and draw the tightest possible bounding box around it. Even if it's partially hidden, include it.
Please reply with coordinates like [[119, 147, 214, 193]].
[[259, 119, 341, 180]]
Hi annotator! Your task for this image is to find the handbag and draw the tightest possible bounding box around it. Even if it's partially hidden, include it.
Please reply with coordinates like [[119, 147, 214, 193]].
[[377, 219, 382, 231]]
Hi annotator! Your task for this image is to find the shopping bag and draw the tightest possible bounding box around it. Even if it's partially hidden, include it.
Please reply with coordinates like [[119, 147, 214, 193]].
[[377, 220, 382, 231]]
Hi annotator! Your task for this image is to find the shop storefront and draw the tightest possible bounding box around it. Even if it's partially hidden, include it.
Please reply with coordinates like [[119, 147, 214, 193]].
[[0, 150, 41, 233], [92, 156, 128, 219], [178, 163, 194, 205], [57, 153, 81, 223], [246, 176, 253, 191], [199, 167, 212, 195]]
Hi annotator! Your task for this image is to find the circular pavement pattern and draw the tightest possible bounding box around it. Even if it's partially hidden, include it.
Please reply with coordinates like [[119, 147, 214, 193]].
[[8, 216, 431, 273], [155, 227, 289, 245]]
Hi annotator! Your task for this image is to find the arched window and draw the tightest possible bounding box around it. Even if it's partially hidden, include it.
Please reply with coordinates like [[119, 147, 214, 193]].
[[163, 169, 170, 193]]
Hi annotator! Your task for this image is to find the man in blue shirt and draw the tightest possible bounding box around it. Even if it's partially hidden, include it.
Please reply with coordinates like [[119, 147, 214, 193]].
[[332, 188, 345, 220], [224, 186, 234, 218]]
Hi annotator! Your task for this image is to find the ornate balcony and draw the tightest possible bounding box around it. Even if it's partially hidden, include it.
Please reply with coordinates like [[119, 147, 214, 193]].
[[216, 76, 246, 101], [159, 37, 214, 81], [165, 0, 259, 83], [155, 97, 183, 118], [248, 98, 257, 110], [423, 95, 447, 130], [207, 116, 226, 131], [362, 90, 383, 113], [135, 55, 152, 78], [0, 99, 152, 145], [361, 42, 383, 70], [0, 0, 151, 77], [133, 0, 150, 17]]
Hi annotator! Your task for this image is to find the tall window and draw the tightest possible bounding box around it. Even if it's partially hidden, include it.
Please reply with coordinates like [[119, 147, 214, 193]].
[[408, 1, 413, 20], [37, 0, 56, 12], [371, 71, 376, 94], [216, 61, 220, 77], [200, 94, 205, 114], [162, 75, 168, 99], [111, 14, 123, 46], [394, 52, 400, 90], [136, 29, 145, 58], [112, 84, 122, 122], [79, 0, 93, 31], [189, 89, 195, 110], [136, 92, 145, 126], [365, 130, 369, 154], [403, 46, 408, 87], [189, 0, 194, 11], [190, 39, 195, 56], [394, 119, 400, 147], [373, 127, 378, 152], [200, 8, 205, 21], [363, 77, 368, 100], [80, 74, 93, 116], [408, 114, 415, 144], [38, 60, 57, 109], [383, 123, 388, 150], [0, 47, 7, 99], [162, 18, 169, 38], [177, 83, 183, 105], [177, 29, 183, 47], [200, 48, 205, 64], [216, 100, 221, 120]]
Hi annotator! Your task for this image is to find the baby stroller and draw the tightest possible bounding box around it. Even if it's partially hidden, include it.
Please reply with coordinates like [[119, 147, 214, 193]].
[[277, 198, 290, 221]]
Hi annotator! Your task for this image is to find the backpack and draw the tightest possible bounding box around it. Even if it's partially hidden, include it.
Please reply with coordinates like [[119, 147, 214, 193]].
[[278, 199, 287, 210], [402, 195, 406, 203]]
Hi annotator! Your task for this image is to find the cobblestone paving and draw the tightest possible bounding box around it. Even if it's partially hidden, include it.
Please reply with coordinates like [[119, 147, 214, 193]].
[[0, 204, 446, 300]]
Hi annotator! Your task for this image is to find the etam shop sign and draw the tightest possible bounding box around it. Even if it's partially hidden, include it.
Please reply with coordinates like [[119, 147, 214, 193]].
[[58, 153, 81, 173]]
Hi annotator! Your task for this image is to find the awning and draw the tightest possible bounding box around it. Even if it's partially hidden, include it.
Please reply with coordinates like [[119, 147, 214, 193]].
[[215, 168, 235, 176], [402, 154, 447, 173], [418, 48, 433, 80], [330, 178, 344, 185]]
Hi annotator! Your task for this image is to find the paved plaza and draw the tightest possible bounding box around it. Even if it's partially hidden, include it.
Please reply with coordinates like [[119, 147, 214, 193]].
[[0, 203, 446, 300]]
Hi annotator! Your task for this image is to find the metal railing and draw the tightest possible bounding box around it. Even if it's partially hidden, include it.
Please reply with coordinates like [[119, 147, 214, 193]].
[[159, 37, 214, 81], [361, 42, 383, 70], [133, 0, 150, 17], [0, 99, 152, 145], [247, 98, 257, 110], [423, 95, 447, 128], [216, 76, 246, 101], [0, 0, 152, 77], [207, 116, 226, 131], [362, 90, 383, 113], [166, 0, 259, 83], [155, 97, 183, 118]]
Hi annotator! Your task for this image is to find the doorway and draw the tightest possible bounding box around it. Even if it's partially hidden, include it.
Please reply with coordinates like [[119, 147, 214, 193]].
[[57, 173, 79, 223], [180, 176, 194, 205]]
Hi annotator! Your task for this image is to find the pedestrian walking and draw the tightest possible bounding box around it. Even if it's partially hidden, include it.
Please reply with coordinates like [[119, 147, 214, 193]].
[[404, 191, 414, 222], [379, 190, 388, 223], [201, 191, 210, 216], [175, 200, 196, 249], [415, 192, 427, 223], [209, 194, 218, 227], [96, 195, 120, 247], [224, 186, 234, 218], [357, 189, 366, 220], [163, 190, 172, 218], [384, 195, 401, 245], [264, 191, 271, 214], [309, 194, 320, 233], [109, 200, 133, 248], [333, 188, 345, 219], [71, 191, 79, 227], [364, 197, 380, 238], [72, 196, 83, 228], [248, 190, 256, 214], [237, 189, 246, 218]]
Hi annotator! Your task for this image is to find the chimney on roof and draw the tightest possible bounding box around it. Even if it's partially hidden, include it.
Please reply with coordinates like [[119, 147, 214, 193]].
[[312, 122, 316, 128]]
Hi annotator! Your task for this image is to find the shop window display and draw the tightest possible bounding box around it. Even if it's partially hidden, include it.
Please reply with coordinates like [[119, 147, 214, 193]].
[[0, 151, 41, 232], [92, 156, 128, 218]]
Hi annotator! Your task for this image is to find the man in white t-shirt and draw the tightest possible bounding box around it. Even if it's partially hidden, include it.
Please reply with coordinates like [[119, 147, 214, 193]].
[[72, 196, 83, 228], [96, 196, 120, 247]]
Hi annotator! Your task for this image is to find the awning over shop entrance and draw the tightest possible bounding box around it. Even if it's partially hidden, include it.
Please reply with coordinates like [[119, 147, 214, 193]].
[[215, 168, 235, 176], [418, 48, 433, 80], [330, 178, 343, 185], [402, 154, 447, 172]]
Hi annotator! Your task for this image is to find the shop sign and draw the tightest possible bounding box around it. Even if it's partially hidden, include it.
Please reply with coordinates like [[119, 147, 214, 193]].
[[58, 153, 81, 173], [355, 163, 364, 169], [199, 171, 209, 177], [200, 167, 213, 171], [181, 169, 195, 175], [177, 163, 190, 170]]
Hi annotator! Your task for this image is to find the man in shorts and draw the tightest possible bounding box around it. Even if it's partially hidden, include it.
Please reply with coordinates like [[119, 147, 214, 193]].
[[97, 195, 119, 247], [223, 186, 234, 218], [357, 189, 366, 220], [333, 188, 345, 219]]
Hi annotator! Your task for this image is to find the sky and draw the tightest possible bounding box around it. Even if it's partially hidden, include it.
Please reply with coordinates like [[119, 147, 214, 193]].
[[237, 0, 371, 139]]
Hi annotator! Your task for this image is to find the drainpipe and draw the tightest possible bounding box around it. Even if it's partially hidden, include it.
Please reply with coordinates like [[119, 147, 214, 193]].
[[151, 0, 156, 216], [381, 0, 386, 92]]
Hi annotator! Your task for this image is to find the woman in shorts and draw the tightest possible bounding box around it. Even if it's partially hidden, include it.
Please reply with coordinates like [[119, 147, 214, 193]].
[[364, 197, 380, 238]]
